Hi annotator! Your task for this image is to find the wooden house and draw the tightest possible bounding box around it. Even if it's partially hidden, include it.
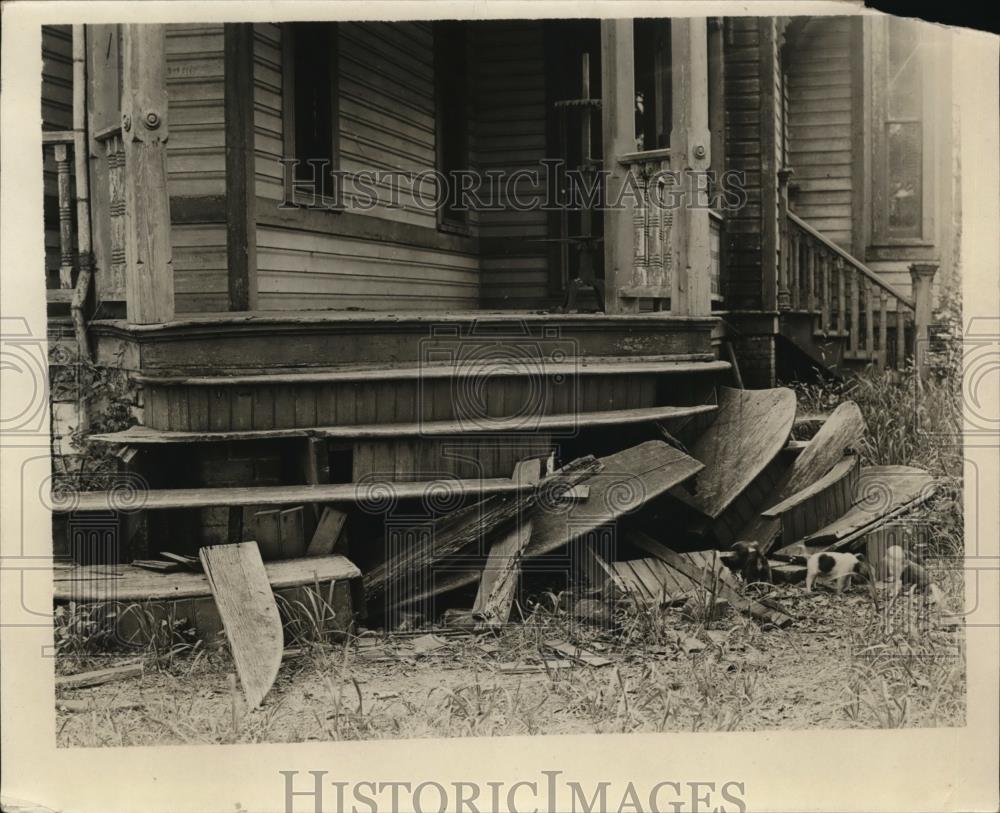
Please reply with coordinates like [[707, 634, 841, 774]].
[[41, 16, 957, 566]]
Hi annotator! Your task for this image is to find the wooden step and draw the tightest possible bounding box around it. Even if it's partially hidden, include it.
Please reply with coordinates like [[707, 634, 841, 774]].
[[88, 403, 718, 445], [135, 358, 731, 387], [52, 477, 534, 513]]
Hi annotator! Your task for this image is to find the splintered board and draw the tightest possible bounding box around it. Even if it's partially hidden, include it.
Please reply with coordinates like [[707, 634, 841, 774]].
[[199, 542, 282, 709], [738, 400, 867, 551], [682, 387, 796, 519], [777, 465, 935, 558], [394, 440, 703, 606], [609, 557, 699, 605]]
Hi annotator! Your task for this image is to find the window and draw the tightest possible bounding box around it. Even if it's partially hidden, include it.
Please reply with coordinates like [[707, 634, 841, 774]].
[[283, 23, 339, 202], [871, 17, 931, 243], [434, 21, 470, 229]]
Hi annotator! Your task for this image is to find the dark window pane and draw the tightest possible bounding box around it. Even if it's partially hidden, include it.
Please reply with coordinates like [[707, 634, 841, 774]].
[[435, 22, 470, 223], [292, 23, 336, 183], [886, 120, 922, 235]]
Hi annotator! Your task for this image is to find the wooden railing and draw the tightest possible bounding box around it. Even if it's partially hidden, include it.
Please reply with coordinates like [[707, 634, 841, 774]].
[[778, 171, 935, 373], [618, 149, 722, 309]]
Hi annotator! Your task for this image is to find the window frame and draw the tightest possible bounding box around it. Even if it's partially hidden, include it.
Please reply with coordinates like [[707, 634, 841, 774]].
[[281, 22, 341, 209], [869, 16, 936, 248]]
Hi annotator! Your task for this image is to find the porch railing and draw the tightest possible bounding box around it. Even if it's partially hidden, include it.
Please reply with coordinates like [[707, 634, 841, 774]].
[[778, 171, 935, 373], [43, 131, 78, 295], [619, 149, 722, 308]]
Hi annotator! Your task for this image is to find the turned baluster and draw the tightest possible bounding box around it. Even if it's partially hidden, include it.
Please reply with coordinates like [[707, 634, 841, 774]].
[[54, 142, 75, 289], [820, 254, 831, 333], [865, 280, 875, 362], [836, 258, 846, 335], [848, 269, 859, 356]]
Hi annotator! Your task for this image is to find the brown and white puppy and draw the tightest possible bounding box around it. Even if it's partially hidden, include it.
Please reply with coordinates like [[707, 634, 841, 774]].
[[731, 541, 772, 584], [805, 551, 870, 594], [886, 545, 942, 604]]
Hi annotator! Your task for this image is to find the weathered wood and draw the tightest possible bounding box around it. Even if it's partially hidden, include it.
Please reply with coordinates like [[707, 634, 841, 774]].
[[877, 291, 889, 369], [627, 530, 793, 627], [472, 459, 542, 627], [54, 142, 75, 288], [199, 542, 283, 709], [254, 509, 282, 560], [88, 403, 718, 444], [54, 554, 360, 602], [864, 280, 875, 359], [836, 258, 846, 334], [896, 309, 907, 369], [307, 507, 348, 557], [121, 24, 174, 324], [682, 387, 796, 519], [56, 698, 145, 713], [776, 168, 793, 310], [601, 19, 639, 314], [366, 456, 603, 607], [279, 507, 306, 558], [910, 263, 938, 379], [55, 663, 143, 690], [669, 17, 713, 316], [57, 478, 535, 513], [778, 465, 935, 557], [762, 455, 860, 548], [223, 24, 258, 310], [739, 400, 866, 551], [608, 556, 697, 606]]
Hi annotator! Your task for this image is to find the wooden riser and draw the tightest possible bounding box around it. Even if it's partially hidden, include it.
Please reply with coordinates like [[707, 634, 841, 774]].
[[138, 370, 723, 432], [91, 312, 719, 374]]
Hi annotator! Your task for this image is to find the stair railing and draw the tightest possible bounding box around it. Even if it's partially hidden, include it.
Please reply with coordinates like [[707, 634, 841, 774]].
[[778, 171, 937, 374]]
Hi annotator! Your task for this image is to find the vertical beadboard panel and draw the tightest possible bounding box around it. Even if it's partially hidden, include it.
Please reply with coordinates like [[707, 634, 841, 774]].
[[786, 17, 854, 248]]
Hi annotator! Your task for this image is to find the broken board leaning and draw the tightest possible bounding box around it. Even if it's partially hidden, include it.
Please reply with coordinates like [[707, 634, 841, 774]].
[[738, 400, 866, 552], [395, 440, 703, 607], [777, 465, 935, 559], [199, 542, 284, 709], [679, 387, 796, 520]]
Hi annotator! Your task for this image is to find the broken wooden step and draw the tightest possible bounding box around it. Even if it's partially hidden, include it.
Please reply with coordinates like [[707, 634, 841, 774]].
[[87, 403, 718, 444], [777, 465, 935, 559]]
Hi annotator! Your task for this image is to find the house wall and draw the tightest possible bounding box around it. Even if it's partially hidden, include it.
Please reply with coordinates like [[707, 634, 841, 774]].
[[785, 17, 855, 250], [251, 22, 481, 311]]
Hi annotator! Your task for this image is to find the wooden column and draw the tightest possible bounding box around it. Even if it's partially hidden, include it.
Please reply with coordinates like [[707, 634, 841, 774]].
[[669, 17, 712, 316], [121, 24, 174, 324], [600, 19, 638, 314], [910, 263, 938, 379], [776, 168, 793, 310], [224, 24, 258, 311]]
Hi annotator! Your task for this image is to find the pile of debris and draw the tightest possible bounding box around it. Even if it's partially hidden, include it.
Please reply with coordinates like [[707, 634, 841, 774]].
[[56, 387, 938, 709]]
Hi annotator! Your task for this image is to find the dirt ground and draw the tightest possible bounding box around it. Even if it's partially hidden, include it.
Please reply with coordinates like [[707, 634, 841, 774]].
[[55, 572, 966, 747]]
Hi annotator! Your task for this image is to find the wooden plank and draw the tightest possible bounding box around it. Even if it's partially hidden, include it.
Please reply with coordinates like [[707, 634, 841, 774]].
[[199, 542, 283, 709], [628, 530, 793, 627], [279, 507, 306, 558], [88, 403, 719, 444], [134, 359, 732, 387], [59, 478, 530, 513], [55, 554, 359, 603], [762, 455, 859, 518], [472, 458, 542, 627], [683, 387, 796, 518], [764, 455, 861, 548], [738, 400, 866, 551], [778, 465, 935, 558], [121, 24, 174, 323], [254, 509, 281, 560], [55, 663, 144, 690], [306, 506, 348, 556]]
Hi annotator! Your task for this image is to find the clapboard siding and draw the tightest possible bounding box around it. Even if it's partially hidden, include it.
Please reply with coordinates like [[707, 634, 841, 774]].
[[475, 21, 552, 309], [250, 22, 482, 310], [256, 226, 479, 310], [174, 224, 229, 313], [786, 18, 854, 249], [166, 24, 226, 197], [723, 18, 764, 309]]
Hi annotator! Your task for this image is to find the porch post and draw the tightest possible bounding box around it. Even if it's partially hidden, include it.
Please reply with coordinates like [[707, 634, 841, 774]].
[[669, 18, 712, 316], [909, 263, 937, 380], [121, 24, 174, 324], [600, 19, 638, 314]]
